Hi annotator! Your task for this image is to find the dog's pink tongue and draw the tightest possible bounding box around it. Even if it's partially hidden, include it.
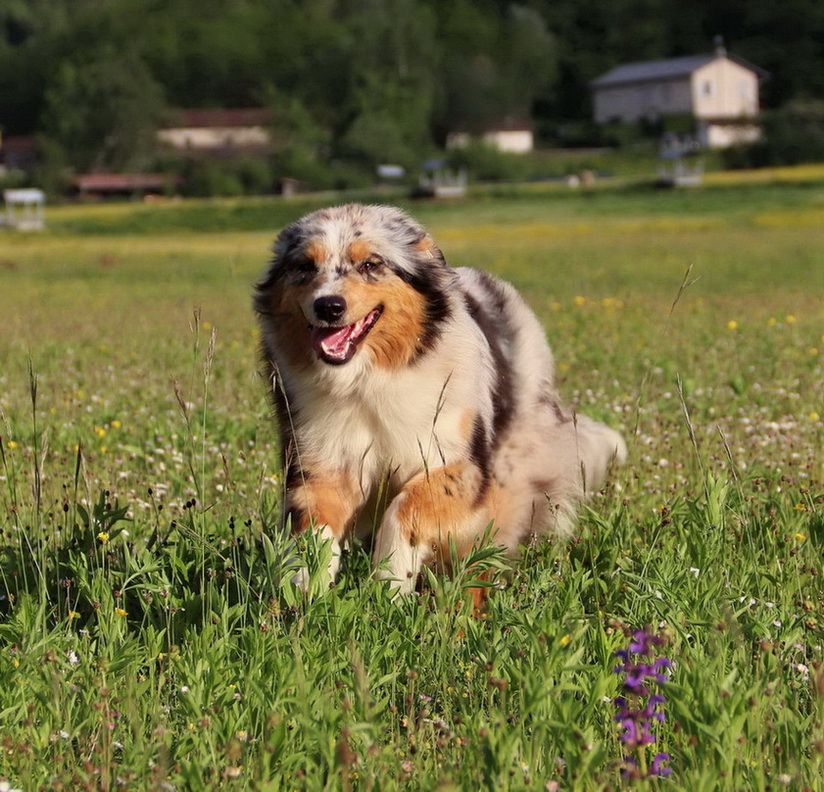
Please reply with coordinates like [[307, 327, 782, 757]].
[[311, 324, 355, 358]]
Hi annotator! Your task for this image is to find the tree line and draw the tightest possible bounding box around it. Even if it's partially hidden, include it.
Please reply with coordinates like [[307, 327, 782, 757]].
[[2, 0, 823, 183]]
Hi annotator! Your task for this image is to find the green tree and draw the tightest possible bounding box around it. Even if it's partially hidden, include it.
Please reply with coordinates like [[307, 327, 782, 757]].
[[41, 48, 166, 172]]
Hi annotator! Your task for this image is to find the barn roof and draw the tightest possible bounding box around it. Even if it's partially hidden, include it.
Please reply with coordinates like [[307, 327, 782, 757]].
[[591, 53, 767, 89], [168, 108, 273, 129]]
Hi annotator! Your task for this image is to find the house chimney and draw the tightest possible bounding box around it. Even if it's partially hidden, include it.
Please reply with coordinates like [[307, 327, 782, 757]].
[[713, 35, 726, 57]]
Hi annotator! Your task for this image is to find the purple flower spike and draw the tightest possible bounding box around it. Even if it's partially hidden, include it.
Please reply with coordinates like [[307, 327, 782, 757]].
[[612, 627, 673, 780], [650, 753, 672, 777]]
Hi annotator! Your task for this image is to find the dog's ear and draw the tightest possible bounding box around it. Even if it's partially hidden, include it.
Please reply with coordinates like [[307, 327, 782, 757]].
[[412, 233, 448, 268], [256, 223, 304, 293]]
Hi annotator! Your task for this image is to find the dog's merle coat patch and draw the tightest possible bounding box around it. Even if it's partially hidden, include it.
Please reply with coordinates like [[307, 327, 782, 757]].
[[254, 203, 626, 594]]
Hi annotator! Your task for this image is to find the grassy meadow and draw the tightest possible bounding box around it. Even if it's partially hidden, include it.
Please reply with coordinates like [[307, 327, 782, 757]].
[[0, 176, 822, 790]]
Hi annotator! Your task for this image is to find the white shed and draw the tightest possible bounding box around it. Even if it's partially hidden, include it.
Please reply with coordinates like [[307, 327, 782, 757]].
[[3, 188, 45, 231]]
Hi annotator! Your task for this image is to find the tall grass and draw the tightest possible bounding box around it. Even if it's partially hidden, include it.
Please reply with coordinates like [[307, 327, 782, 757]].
[[0, 178, 821, 789]]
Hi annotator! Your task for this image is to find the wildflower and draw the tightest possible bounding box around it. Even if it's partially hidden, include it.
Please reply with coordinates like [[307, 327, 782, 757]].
[[809, 411, 820, 422], [726, 320, 738, 331], [794, 532, 807, 541], [6, 440, 18, 450], [68, 610, 80, 620], [573, 295, 587, 306], [111, 419, 122, 429], [785, 314, 797, 324], [767, 317, 777, 327], [114, 607, 127, 618], [613, 627, 672, 780], [67, 650, 79, 665], [809, 347, 819, 356], [94, 426, 107, 438], [559, 634, 572, 647], [97, 531, 110, 544]]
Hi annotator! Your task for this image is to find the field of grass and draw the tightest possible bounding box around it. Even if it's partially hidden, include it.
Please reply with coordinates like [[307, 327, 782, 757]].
[[0, 178, 822, 790]]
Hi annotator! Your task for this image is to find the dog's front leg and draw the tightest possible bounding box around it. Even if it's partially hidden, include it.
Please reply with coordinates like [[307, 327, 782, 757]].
[[286, 468, 362, 588], [373, 462, 488, 595]]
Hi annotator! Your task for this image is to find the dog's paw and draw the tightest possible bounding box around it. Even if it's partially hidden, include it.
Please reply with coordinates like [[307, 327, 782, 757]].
[[375, 567, 418, 598], [292, 566, 311, 592]]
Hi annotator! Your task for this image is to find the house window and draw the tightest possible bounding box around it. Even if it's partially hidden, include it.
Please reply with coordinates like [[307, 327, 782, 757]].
[[702, 80, 713, 97]]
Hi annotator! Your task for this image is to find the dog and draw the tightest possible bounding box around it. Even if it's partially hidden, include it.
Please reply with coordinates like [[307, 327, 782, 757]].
[[253, 203, 626, 595]]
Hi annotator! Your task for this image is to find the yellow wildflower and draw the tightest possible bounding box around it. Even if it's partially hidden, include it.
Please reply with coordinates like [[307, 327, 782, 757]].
[[68, 610, 80, 620], [809, 411, 820, 422], [794, 503, 807, 512], [727, 320, 738, 331], [559, 634, 571, 647], [97, 531, 110, 544], [573, 295, 587, 307], [794, 532, 807, 541], [115, 607, 127, 618], [808, 347, 819, 356], [94, 426, 107, 438], [6, 440, 18, 450], [786, 314, 797, 324], [111, 419, 122, 429], [767, 316, 777, 327]]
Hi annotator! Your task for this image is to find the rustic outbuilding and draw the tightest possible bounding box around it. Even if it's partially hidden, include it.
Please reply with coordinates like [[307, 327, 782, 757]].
[[591, 44, 767, 148]]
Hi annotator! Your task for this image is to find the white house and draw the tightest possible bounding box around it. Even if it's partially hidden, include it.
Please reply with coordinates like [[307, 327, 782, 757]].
[[446, 119, 534, 154], [157, 109, 272, 155], [591, 46, 767, 148]]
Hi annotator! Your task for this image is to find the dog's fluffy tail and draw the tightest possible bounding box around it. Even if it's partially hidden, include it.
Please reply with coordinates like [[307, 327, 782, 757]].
[[572, 413, 627, 496]]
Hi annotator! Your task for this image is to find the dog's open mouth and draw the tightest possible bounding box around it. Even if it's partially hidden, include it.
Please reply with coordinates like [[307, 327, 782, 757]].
[[310, 306, 383, 365]]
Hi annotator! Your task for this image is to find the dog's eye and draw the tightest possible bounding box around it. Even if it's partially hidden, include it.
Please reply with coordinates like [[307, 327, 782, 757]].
[[358, 258, 383, 275], [293, 260, 317, 280]]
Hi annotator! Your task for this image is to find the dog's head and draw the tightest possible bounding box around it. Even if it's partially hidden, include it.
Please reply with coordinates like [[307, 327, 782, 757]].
[[254, 204, 452, 370]]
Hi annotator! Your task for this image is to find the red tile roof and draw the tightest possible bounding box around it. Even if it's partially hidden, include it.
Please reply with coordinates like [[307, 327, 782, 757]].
[[73, 173, 176, 192], [170, 108, 273, 129]]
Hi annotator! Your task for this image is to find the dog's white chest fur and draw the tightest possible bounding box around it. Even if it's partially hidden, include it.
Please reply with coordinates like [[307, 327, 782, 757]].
[[254, 203, 626, 595]]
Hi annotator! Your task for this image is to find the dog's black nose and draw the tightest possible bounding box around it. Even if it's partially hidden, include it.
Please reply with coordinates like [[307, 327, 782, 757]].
[[314, 295, 347, 323]]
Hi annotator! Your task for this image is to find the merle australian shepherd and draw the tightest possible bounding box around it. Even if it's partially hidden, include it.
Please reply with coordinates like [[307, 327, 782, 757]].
[[254, 204, 626, 595]]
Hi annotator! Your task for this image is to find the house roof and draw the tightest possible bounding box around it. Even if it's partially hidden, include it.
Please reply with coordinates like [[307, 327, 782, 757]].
[[449, 117, 534, 135], [73, 173, 175, 192], [591, 53, 768, 89], [168, 108, 273, 129]]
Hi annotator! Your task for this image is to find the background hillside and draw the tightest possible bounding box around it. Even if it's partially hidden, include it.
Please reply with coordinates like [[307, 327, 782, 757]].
[[2, 0, 824, 188]]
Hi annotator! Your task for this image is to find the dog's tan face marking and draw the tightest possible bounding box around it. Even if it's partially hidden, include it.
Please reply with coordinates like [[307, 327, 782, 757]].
[[305, 239, 329, 264], [346, 238, 372, 263], [362, 279, 427, 369], [264, 284, 315, 370]]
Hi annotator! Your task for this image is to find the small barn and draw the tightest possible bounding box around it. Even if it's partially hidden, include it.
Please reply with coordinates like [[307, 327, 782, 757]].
[[446, 119, 534, 154], [157, 109, 273, 157], [591, 44, 767, 148]]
